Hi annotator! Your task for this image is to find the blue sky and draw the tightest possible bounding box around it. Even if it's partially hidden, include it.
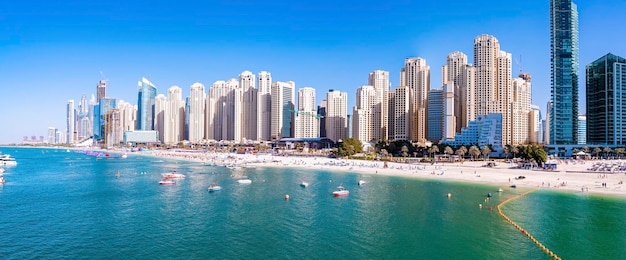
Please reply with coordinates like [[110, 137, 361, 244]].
[[0, 0, 624, 144]]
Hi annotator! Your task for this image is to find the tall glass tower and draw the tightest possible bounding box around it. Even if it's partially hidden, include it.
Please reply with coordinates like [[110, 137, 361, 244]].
[[550, 0, 579, 144], [137, 77, 157, 131]]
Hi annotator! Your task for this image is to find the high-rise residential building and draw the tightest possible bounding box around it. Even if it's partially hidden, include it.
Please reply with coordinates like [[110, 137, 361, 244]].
[[353, 85, 376, 143], [368, 70, 390, 141], [473, 34, 512, 147], [207, 80, 226, 141], [545, 101, 552, 144], [164, 86, 185, 145], [228, 78, 243, 142], [578, 114, 586, 145], [77, 94, 91, 140], [271, 81, 295, 140], [154, 94, 167, 143], [67, 100, 75, 144], [442, 51, 474, 132], [511, 73, 532, 145], [257, 71, 272, 141], [136, 77, 157, 131], [295, 87, 318, 138], [318, 100, 327, 138], [550, 0, 579, 145], [97, 80, 107, 101], [240, 71, 257, 141], [47, 127, 56, 144], [107, 108, 122, 147], [529, 104, 542, 144], [401, 57, 430, 142], [387, 90, 396, 140], [393, 86, 410, 141], [586, 53, 626, 145], [443, 82, 455, 141], [427, 88, 443, 142], [188, 82, 205, 142], [117, 100, 136, 140], [326, 89, 348, 142]]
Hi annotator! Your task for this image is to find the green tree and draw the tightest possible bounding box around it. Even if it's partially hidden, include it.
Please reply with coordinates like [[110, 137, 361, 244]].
[[428, 145, 439, 158], [615, 148, 625, 159], [401, 145, 409, 157], [520, 145, 548, 166], [444, 146, 453, 156], [455, 146, 467, 158], [338, 138, 363, 157], [603, 147, 612, 158]]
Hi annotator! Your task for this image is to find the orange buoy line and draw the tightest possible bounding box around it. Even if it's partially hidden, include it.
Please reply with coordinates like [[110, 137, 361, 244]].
[[496, 187, 561, 260]]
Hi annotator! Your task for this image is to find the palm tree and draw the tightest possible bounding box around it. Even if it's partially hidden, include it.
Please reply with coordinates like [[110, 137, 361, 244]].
[[455, 146, 467, 159], [511, 146, 519, 159], [503, 145, 511, 159], [444, 146, 453, 156], [469, 146, 480, 160], [615, 148, 625, 159], [428, 145, 440, 158], [593, 147, 602, 158], [481, 146, 492, 160], [603, 147, 612, 159], [401, 145, 409, 157]]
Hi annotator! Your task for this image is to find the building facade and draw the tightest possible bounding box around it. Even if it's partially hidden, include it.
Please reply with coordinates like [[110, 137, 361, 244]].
[[326, 90, 348, 142], [188, 82, 205, 142], [401, 57, 430, 142], [257, 71, 272, 141], [136, 77, 157, 131], [586, 53, 626, 145], [270, 81, 295, 140], [295, 87, 319, 138]]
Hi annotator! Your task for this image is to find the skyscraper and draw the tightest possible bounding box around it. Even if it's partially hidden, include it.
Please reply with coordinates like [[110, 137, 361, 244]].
[[353, 85, 376, 143], [401, 57, 430, 142], [271, 81, 295, 140], [511, 74, 532, 145], [368, 70, 390, 141], [393, 86, 410, 141], [165, 86, 185, 145], [294, 87, 318, 138], [326, 89, 348, 142], [427, 88, 443, 142], [550, 0, 579, 144], [257, 71, 272, 141], [154, 94, 167, 143], [188, 82, 205, 142], [97, 80, 107, 100], [67, 100, 75, 144], [136, 77, 157, 131], [442, 51, 475, 133], [473, 34, 513, 147], [240, 71, 257, 141], [586, 53, 626, 145]]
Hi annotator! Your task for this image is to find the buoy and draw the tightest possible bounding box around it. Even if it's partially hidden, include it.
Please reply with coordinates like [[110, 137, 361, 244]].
[[479, 204, 483, 208], [284, 194, 290, 200], [447, 193, 452, 198]]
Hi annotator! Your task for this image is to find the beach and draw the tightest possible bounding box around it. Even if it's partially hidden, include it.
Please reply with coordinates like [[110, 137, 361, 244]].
[[138, 149, 626, 197]]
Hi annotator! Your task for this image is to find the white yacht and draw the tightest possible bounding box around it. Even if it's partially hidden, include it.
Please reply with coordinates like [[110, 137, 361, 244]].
[[0, 154, 17, 166]]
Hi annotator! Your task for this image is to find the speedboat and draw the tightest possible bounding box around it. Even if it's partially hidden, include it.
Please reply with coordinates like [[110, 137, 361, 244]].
[[358, 180, 366, 186], [333, 186, 349, 197], [162, 171, 186, 179], [510, 184, 517, 188], [121, 153, 128, 159], [0, 175, 4, 184], [237, 179, 252, 184], [0, 167, 5, 173], [497, 188, 504, 192], [300, 181, 309, 187], [0, 154, 17, 166], [208, 183, 222, 192], [159, 179, 176, 185], [487, 192, 493, 197]]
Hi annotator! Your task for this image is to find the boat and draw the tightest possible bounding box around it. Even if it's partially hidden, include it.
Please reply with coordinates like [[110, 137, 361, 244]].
[[0, 167, 5, 173], [0, 175, 4, 184], [358, 180, 366, 186], [208, 183, 222, 192], [487, 192, 493, 197], [237, 179, 252, 184], [121, 153, 128, 159], [0, 154, 17, 166], [333, 186, 349, 197], [300, 181, 309, 187], [510, 184, 517, 188], [162, 171, 186, 179], [159, 179, 176, 185], [497, 188, 504, 192]]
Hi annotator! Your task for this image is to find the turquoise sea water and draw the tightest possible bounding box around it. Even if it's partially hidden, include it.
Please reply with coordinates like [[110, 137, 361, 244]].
[[0, 147, 625, 259]]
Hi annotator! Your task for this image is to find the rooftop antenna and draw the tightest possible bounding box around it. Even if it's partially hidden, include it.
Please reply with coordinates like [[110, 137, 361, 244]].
[[99, 71, 109, 82]]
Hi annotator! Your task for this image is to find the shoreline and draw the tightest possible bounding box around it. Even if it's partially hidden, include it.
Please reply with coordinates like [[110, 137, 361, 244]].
[[134, 149, 626, 198], [3, 146, 624, 197]]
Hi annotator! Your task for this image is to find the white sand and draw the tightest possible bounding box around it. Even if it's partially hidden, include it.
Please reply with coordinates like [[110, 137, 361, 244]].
[[139, 150, 626, 197]]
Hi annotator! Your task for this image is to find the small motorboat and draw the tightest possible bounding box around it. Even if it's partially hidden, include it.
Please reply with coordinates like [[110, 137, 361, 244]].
[[159, 179, 176, 185], [333, 186, 349, 197], [0, 167, 5, 173], [237, 179, 252, 184], [510, 184, 517, 188], [358, 180, 366, 186], [497, 188, 504, 192], [487, 192, 492, 197], [300, 181, 309, 187], [208, 183, 222, 192], [162, 171, 186, 179], [0, 175, 5, 184]]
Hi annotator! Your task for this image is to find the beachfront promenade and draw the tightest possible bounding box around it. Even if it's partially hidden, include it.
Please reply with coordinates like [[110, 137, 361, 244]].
[[137, 149, 626, 197]]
